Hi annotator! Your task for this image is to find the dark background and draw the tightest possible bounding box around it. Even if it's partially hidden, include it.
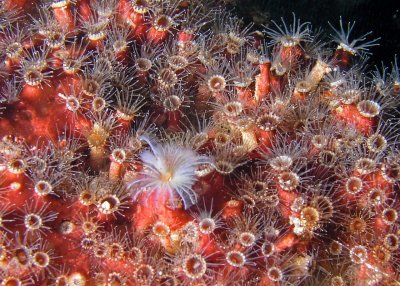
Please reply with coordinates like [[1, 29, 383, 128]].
[[230, 0, 400, 67]]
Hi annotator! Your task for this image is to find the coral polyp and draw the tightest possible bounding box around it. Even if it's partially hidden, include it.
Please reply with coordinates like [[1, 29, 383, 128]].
[[129, 136, 211, 209], [0, 0, 399, 285]]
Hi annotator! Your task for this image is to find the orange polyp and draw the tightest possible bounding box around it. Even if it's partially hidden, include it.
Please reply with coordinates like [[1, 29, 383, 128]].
[[279, 46, 303, 67], [255, 129, 274, 148], [109, 161, 124, 182], [114, 49, 130, 63], [275, 232, 297, 253], [293, 89, 307, 101], [117, 0, 134, 23], [270, 72, 283, 92], [363, 171, 392, 191], [374, 216, 389, 235], [236, 87, 255, 108], [333, 104, 375, 135], [115, 117, 132, 131], [133, 20, 148, 39], [52, 6, 75, 32], [255, 62, 271, 101], [222, 200, 243, 220], [49, 50, 65, 70], [20, 85, 47, 101], [4, 0, 26, 9], [77, 0, 91, 22], [277, 187, 298, 215], [146, 27, 169, 45], [130, 12, 146, 28], [4, 57, 22, 68], [321, 89, 334, 100], [177, 30, 194, 43]]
